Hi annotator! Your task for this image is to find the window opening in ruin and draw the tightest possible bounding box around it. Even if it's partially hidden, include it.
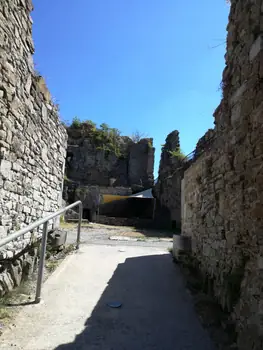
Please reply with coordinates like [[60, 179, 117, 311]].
[[83, 209, 91, 221], [172, 220, 177, 229]]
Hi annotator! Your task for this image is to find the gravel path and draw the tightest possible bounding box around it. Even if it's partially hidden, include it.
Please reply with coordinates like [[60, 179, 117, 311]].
[[0, 228, 215, 350], [66, 225, 174, 249]]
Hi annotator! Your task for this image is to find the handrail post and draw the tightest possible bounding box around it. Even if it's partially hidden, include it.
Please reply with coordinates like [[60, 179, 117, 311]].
[[35, 221, 49, 304], [0, 200, 82, 304], [76, 202, 83, 250]]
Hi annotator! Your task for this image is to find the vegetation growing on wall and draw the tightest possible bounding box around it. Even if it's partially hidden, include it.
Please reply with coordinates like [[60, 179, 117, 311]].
[[160, 143, 186, 160], [68, 119, 151, 159], [168, 148, 186, 160], [69, 118, 123, 157]]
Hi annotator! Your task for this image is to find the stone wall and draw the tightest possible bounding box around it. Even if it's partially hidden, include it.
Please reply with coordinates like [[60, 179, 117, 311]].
[[66, 127, 154, 193], [128, 139, 155, 192], [0, 0, 67, 294], [99, 187, 132, 196], [182, 1, 263, 349], [153, 130, 184, 229]]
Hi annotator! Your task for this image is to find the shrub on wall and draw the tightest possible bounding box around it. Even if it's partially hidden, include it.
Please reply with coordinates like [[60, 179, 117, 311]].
[[69, 119, 123, 157], [168, 148, 186, 160]]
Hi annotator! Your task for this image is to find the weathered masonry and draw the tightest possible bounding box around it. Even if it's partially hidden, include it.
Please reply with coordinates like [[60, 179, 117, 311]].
[[181, 1, 263, 349], [0, 0, 67, 294], [64, 125, 155, 222], [153, 130, 184, 229], [66, 126, 155, 192]]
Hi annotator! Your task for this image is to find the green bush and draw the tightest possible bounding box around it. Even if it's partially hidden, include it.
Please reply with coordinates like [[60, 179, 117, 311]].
[[69, 118, 123, 157], [83, 120, 97, 131], [168, 148, 186, 159], [71, 116, 82, 129]]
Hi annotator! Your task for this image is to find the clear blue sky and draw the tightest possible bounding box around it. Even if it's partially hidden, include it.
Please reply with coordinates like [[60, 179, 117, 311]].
[[32, 0, 229, 178]]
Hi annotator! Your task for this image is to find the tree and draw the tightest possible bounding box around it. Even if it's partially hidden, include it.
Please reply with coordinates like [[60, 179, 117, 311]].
[[71, 116, 81, 128], [83, 120, 96, 130], [100, 123, 110, 133], [131, 130, 146, 143]]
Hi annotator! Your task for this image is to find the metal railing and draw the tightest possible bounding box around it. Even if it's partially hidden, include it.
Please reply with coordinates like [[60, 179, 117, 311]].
[[0, 201, 83, 304]]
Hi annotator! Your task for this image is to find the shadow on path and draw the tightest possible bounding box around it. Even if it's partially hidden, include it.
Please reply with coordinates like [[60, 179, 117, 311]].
[[54, 254, 215, 350]]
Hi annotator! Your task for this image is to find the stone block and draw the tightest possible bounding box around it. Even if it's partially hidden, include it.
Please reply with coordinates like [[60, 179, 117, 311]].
[[25, 74, 32, 94], [1, 215, 12, 226], [0, 225, 7, 239], [23, 205, 31, 214], [12, 162, 21, 172], [250, 35, 263, 61], [230, 83, 247, 107], [10, 262, 22, 287], [0, 159, 12, 179], [173, 235, 191, 258], [41, 103, 48, 123], [4, 180, 17, 192], [1, 272, 15, 293], [231, 103, 241, 126]]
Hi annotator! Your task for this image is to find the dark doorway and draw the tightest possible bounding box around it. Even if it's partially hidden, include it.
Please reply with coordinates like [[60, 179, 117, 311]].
[[172, 220, 177, 230], [83, 209, 97, 222]]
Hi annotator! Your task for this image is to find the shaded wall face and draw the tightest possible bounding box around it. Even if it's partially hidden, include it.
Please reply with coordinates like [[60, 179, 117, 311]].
[[0, 1, 67, 256], [128, 140, 155, 191], [66, 137, 154, 192], [154, 130, 183, 229], [66, 142, 129, 187], [99, 198, 155, 219], [182, 2, 263, 349]]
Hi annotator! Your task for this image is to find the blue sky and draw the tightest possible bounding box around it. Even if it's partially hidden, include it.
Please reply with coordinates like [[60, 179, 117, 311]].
[[32, 0, 230, 178]]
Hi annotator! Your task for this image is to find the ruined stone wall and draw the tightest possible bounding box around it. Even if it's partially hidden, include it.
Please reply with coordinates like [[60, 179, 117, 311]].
[[99, 187, 132, 196], [182, 1, 263, 348], [153, 130, 184, 228], [0, 0, 67, 293], [128, 139, 155, 192], [66, 129, 154, 193]]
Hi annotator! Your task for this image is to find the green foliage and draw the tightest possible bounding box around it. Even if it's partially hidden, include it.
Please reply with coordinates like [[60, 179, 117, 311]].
[[69, 119, 123, 157], [93, 123, 122, 157], [83, 120, 96, 131], [100, 123, 109, 132], [168, 148, 186, 160], [71, 116, 82, 129]]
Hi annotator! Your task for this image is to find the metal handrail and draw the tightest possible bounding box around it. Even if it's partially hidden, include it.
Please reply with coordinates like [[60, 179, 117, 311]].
[[0, 201, 83, 304]]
